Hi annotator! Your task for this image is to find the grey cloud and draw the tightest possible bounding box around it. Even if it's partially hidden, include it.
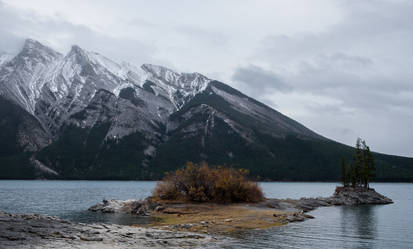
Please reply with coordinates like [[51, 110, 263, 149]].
[[0, 1, 160, 67], [247, 0, 413, 156], [175, 25, 228, 47], [232, 65, 293, 97], [287, 58, 413, 112], [315, 53, 373, 70], [127, 18, 156, 28], [0, 1, 29, 53], [257, 0, 413, 69], [340, 128, 355, 136]]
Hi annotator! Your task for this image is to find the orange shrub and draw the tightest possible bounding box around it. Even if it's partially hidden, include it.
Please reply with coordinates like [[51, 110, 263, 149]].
[[153, 162, 264, 203]]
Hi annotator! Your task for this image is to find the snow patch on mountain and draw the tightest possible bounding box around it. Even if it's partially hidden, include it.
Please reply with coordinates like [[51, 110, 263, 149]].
[[142, 63, 210, 109]]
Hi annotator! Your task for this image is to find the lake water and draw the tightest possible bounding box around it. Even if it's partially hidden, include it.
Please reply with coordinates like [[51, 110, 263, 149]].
[[0, 181, 412, 249]]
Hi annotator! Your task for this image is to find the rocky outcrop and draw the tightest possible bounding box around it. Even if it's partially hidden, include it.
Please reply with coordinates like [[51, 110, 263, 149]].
[[88, 199, 143, 213], [88, 198, 164, 216], [293, 187, 393, 211], [328, 186, 393, 205], [274, 187, 393, 212], [0, 211, 218, 249]]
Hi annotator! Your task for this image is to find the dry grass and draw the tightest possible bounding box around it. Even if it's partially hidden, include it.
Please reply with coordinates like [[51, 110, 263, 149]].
[[153, 162, 264, 203], [146, 203, 288, 234]]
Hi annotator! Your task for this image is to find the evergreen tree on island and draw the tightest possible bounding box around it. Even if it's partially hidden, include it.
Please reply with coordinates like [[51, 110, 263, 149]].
[[340, 138, 375, 190]]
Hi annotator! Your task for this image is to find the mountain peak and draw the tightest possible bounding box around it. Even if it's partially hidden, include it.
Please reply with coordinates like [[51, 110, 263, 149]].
[[70, 44, 83, 53], [68, 44, 89, 58], [23, 38, 42, 48], [21, 39, 61, 59]]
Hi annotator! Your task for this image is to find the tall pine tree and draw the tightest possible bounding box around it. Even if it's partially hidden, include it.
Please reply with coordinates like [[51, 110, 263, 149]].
[[340, 156, 348, 187], [355, 138, 363, 186], [365, 145, 375, 189], [340, 138, 375, 189]]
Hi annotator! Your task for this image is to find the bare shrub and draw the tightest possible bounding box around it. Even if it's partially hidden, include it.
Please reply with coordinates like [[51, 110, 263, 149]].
[[153, 162, 264, 203]]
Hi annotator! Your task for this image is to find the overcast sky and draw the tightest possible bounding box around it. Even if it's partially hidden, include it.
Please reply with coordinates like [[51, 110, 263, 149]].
[[0, 0, 412, 157]]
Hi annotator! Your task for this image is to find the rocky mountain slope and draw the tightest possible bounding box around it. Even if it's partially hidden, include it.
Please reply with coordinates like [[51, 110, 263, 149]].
[[1, 39, 412, 181]]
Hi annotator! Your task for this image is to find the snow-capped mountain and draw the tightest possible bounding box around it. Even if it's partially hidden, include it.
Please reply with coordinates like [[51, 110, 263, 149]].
[[0, 39, 211, 139], [0, 39, 62, 115], [1, 39, 412, 181]]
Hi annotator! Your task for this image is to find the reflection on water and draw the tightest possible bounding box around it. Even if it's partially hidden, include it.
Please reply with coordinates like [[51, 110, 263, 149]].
[[340, 206, 377, 249], [217, 206, 382, 249], [61, 210, 154, 225], [0, 181, 412, 248], [0, 180, 156, 219]]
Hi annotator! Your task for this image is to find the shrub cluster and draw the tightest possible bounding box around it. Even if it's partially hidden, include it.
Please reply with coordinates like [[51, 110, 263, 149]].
[[153, 162, 264, 203]]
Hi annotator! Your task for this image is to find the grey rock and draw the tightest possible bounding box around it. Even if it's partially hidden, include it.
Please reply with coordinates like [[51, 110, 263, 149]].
[[79, 235, 103, 241]]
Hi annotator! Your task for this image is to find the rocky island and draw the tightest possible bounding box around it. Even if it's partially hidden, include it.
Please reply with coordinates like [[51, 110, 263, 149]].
[[88, 186, 393, 234]]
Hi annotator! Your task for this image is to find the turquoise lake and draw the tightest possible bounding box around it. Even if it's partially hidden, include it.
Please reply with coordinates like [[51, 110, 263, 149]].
[[0, 181, 412, 249]]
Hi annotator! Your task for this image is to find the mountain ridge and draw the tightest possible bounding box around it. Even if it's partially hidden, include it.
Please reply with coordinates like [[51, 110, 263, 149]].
[[1, 39, 412, 181]]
